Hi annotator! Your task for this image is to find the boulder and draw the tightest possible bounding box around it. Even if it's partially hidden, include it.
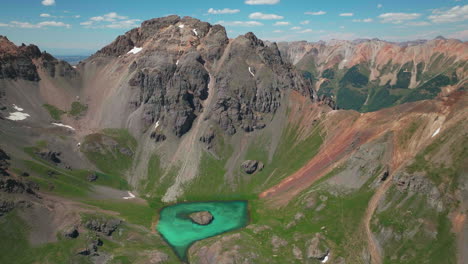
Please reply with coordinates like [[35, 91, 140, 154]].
[[87, 173, 98, 182], [63, 226, 79, 238], [241, 160, 264, 174], [119, 147, 133, 156], [189, 211, 214, 225]]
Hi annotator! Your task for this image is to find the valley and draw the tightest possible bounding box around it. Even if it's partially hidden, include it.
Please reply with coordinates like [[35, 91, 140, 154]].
[[0, 15, 466, 264]]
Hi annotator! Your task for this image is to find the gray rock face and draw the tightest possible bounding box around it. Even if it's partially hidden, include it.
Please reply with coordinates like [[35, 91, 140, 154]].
[[150, 132, 167, 142], [394, 171, 443, 211], [0, 36, 77, 81], [94, 16, 224, 137], [85, 218, 122, 236], [63, 226, 79, 238], [0, 178, 38, 195], [0, 148, 10, 177], [241, 160, 264, 174], [91, 16, 313, 137], [210, 32, 314, 135], [306, 234, 329, 260], [189, 211, 214, 225], [0, 200, 15, 216], [36, 150, 62, 164], [77, 238, 103, 256], [0, 37, 40, 81], [199, 126, 215, 149]]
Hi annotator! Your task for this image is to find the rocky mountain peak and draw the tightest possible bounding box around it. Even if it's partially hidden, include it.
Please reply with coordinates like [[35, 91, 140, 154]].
[[94, 15, 220, 59]]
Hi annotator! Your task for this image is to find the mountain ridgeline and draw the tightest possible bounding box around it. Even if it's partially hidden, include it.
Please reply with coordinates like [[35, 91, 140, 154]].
[[0, 15, 467, 264]]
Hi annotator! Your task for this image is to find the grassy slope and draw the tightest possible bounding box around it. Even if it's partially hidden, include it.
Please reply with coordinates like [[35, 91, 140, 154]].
[[371, 125, 465, 264]]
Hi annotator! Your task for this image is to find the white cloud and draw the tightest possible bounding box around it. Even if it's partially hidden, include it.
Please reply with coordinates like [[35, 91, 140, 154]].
[[428, 5, 468, 23], [40, 13, 51, 17], [106, 19, 140, 29], [6, 20, 70, 29], [291, 26, 302, 30], [300, 20, 310, 25], [207, 8, 240, 14], [299, 29, 314, 33], [379, 12, 421, 24], [80, 21, 93, 26], [38, 21, 71, 28], [447, 29, 468, 40], [339, 13, 354, 17], [0, 23, 9, 27], [41, 0, 55, 6], [407, 21, 431, 26], [90, 12, 127, 22], [377, 4, 383, 9], [352, 18, 373, 23], [245, 0, 280, 5], [81, 12, 139, 28], [305, 11, 326, 15], [74, 15, 81, 18], [249, 12, 284, 20], [274, 21, 290, 26], [216, 20, 263, 27], [273, 29, 284, 33]]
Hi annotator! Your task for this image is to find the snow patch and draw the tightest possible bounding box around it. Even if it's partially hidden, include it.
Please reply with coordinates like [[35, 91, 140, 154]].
[[432, 127, 441, 138], [248, 67, 255, 77], [52, 123, 75, 131], [72, 65, 77, 69], [12, 104, 23, 111], [321, 252, 329, 263], [178, 24, 185, 29], [127, 47, 143, 55], [6, 112, 30, 121], [7, 104, 29, 121], [176, 60, 179, 66], [192, 28, 198, 36], [154, 120, 160, 129], [123, 191, 135, 200]]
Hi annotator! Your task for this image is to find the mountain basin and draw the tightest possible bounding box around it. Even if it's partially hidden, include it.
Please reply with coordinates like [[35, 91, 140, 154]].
[[157, 201, 249, 260]]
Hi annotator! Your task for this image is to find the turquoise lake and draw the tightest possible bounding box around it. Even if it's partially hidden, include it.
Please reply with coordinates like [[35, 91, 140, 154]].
[[157, 201, 249, 260]]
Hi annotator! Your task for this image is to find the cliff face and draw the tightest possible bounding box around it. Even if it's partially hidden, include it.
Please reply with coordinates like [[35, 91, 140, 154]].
[[80, 16, 314, 138], [0, 36, 77, 81]]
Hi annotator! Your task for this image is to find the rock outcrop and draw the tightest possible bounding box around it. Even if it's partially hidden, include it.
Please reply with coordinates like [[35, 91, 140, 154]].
[[0, 148, 10, 177], [189, 211, 214, 225], [0, 36, 77, 81], [37, 150, 62, 164], [241, 160, 264, 174], [306, 234, 329, 260], [85, 218, 122, 236]]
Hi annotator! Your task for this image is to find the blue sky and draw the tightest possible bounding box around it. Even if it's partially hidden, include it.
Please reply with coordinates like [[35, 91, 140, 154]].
[[0, 0, 466, 55]]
